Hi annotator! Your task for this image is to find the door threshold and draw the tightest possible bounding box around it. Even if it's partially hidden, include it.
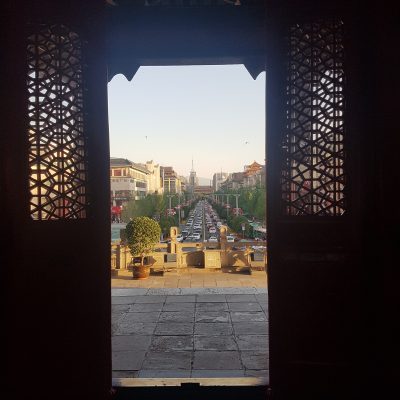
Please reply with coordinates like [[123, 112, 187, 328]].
[[113, 376, 269, 387]]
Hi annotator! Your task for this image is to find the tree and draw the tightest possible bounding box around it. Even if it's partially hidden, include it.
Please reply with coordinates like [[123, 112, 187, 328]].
[[125, 216, 161, 266], [230, 215, 250, 237]]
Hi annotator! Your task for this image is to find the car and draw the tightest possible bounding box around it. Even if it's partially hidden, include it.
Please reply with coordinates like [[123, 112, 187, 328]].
[[208, 236, 218, 242], [192, 233, 201, 240], [209, 227, 216, 234], [176, 234, 183, 242], [226, 235, 235, 242], [185, 235, 194, 241], [181, 230, 189, 237]]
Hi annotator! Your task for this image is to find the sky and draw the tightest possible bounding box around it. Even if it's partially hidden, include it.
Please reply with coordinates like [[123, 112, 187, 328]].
[[107, 65, 265, 181]]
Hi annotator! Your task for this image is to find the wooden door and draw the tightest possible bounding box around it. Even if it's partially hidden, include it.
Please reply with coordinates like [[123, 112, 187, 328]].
[[2, 1, 111, 398], [266, 4, 362, 398]]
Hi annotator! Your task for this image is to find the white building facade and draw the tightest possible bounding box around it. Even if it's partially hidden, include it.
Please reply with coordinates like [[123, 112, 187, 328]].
[[110, 158, 149, 206]]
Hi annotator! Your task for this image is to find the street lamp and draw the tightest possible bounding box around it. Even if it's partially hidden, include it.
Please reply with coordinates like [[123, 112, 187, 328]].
[[177, 193, 181, 226], [226, 193, 230, 220]]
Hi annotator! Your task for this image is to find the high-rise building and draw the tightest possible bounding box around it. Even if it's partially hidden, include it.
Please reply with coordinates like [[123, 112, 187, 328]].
[[140, 160, 164, 194], [213, 171, 229, 191], [161, 166, 182, 194], [189, 158, 199, 189]]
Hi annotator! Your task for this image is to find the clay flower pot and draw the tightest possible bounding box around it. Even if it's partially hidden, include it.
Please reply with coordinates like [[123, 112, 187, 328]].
[[132, 265, 150, 280]]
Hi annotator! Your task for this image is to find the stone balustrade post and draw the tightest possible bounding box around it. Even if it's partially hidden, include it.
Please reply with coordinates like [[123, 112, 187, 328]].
[[115, 245, 120, 269]]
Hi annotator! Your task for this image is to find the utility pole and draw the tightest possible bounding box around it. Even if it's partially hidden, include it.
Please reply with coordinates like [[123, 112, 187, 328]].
[[167, 194, 173, 216], [233, 194, 240, 216], [226, 194, 230, 220]]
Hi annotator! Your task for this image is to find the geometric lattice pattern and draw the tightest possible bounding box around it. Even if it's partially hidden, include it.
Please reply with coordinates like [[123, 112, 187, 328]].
[[282, 20, 345, 216], [27, 25, 87, 220]]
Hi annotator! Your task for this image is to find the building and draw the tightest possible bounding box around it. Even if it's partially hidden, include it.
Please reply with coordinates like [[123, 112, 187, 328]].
[[193, 185, 213, 195], [110, 158, 149, 206], [212, 171, 229, 191], [142, 160, 163, 194], [188, 159, 199, 189], [220, 172, 245, 191], [243, 161, 265, 187], [161, 166, 182, 194], [179, 175, 187, 192]]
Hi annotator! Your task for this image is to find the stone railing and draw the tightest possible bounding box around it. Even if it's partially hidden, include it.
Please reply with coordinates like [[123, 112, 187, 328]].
[[111, 226, 266, 272]]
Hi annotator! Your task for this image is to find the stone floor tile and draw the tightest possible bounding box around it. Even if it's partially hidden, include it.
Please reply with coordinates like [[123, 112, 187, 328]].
[[196, 294, 227, 303], [240, 351, 269, 370], [203, 281, 217, 287], [195, 311, 230, 323], [154, 322, 194, 335], [129, 303, 164, 312], [163, 302, 196, 312], [158, 311, 195, 323], [165, 295, 196, 303], [194, 322, 233, 336], [147, 288, 181, 295], [142, 351, 192, 370], [191, 370, 245, 378], [196, 302, 228, 312], [112, 288, 148, 296], [194, 335, 237, 351], [112, 335, 152, 352], [230, 311, 267, 322], [178, 281, 192, 287], [150, 335, 193, 351], [112, 350, 146, 370], [225, 294, 257, 303], [115, 322, 157, 335], [228, 302, 262, 312], [255, 294, 268, 302], [193, 351, 242, 370], [112, 304, 131, 313], [123, 311, 161, 323], [164, 282, 179, 288], [233, 322, 268, 335], [236, 335, 269, 351], [111, 296, 138, 305], [132, 295, 167, 303]]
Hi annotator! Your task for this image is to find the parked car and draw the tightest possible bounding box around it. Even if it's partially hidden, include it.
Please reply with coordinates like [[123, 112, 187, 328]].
[[226, 235, 235, 242], [208, 236, 218, 242]]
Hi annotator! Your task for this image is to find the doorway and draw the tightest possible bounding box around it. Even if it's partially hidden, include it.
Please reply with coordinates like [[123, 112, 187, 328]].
[[108, 64, 269, 385]]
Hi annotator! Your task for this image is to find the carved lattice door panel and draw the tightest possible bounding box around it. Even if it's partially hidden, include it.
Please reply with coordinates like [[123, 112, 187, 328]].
[[282, 21, 345, 216], [267, 16, 359, 398], [27, 25, 88, 220]]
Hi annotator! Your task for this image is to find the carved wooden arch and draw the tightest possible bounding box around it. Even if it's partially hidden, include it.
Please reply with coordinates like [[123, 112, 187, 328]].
[[105, 0, 267, 82]]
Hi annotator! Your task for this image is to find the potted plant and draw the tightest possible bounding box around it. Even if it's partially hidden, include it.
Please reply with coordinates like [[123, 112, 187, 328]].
[[125, 216, 161, 280]]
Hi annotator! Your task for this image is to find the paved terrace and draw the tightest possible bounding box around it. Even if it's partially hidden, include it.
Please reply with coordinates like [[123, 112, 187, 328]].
[[112, 269, 269, 386]]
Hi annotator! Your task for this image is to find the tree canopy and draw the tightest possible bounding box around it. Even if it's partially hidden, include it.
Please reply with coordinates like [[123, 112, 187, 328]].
[[125, 216, 161, 266]]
